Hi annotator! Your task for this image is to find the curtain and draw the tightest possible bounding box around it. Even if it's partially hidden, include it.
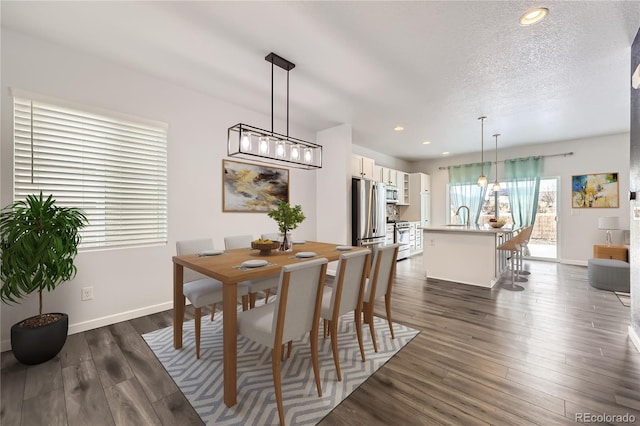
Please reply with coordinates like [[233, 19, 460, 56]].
[[448, 162, 491, 225], [504, 156, 544, 228]]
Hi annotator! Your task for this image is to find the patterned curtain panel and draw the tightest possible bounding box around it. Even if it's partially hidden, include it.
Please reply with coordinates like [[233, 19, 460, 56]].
[[448, 162, 491, 225], [504, 156, 544, 228]]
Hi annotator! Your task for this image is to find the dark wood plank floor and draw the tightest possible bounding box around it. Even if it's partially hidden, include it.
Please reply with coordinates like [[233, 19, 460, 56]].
[[2, 257, 639, 425]]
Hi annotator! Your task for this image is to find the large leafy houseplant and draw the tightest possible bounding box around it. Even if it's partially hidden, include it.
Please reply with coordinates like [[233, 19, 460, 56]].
[[267, 201, 305, 251], [0, 192, 87, 364]]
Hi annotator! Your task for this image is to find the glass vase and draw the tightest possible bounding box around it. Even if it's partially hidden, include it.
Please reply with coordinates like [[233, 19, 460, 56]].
[[279, 232, 293, 252]]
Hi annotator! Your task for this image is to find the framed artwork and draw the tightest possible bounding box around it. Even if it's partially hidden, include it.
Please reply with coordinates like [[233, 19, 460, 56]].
[[222, 159, 289, 212], [571, 172, 619, 208]]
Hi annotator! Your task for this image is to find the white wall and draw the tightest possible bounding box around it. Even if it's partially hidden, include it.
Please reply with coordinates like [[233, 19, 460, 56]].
[[316, 124, 352, 245], [0, 30, 322, 349], [352, 144, 411, 171], [409, 133, 630, 265]]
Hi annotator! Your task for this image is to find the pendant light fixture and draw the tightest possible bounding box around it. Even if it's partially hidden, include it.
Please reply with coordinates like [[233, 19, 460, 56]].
[[492, 133, 501, 192], [477, 116, 488, 187], [228, 52, 322, 169]]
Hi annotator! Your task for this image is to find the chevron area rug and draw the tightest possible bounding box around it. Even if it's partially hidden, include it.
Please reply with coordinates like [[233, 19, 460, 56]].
[[143, 309, 419, 425]]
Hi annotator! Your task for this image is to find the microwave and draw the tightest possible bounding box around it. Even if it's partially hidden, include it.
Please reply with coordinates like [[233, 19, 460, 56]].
[[385, 186, 399, 203]]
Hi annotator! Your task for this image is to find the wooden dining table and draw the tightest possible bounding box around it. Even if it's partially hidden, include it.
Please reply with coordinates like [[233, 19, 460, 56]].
[[172, 240, 366, 407]]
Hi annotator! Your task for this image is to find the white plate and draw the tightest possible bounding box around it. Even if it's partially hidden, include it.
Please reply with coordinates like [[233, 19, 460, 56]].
[[293, 240, 306, 245], [336, 246, 353, 251], [296, 252, 317, 258], [200, 249, 224, 256], [242, 259, 269, 268]]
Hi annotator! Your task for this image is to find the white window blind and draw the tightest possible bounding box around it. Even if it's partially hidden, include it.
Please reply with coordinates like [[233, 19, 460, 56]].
[[13, 94, 168, 250]]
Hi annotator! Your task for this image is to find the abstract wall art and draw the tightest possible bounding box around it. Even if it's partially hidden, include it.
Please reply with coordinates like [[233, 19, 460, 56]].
[[571, 172, 619, 208], [222, 159, 289, 212]]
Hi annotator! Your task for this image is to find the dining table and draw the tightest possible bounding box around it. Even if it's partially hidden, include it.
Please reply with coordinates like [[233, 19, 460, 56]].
[[172, 240, 367, 407]]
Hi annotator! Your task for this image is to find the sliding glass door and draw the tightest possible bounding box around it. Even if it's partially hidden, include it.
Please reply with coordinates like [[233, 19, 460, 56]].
[[527, 177, 558, 260]]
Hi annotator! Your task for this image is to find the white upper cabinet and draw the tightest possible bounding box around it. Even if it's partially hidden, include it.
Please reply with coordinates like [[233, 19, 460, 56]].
[[351, 154, 375, 179], [380, 167, 398, 186], [401, 172, 431, 224], [397, 172, 410, 205]]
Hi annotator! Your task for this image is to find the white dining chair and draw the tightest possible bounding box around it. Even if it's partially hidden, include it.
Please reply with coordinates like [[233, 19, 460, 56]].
[[320, 249, 371, 381], [176, 238, 250, 359], [224, 234, 279, 308], [261, 233, 281, 242], [363, 243, 399, 352], [237, 257, 328, 426]]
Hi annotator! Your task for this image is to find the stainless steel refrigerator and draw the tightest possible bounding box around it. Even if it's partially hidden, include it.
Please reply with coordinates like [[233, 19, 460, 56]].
[[352, 178, 386, 248]]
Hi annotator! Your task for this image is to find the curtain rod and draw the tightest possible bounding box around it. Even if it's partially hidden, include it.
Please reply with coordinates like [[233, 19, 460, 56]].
[[437, 151, 574, 170]]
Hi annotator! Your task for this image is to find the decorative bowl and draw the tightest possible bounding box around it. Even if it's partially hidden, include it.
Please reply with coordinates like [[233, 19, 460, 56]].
[[251, 241, 280, 255], [489, 220, 506, 228]]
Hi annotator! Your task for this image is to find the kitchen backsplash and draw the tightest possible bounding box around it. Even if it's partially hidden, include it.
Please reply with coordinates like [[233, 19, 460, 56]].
[[386, 203, 399, 221]]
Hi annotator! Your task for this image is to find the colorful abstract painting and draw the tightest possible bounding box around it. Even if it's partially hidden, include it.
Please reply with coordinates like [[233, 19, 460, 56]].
[[223, 160, 289, 212], [571, 172, 619, 208]]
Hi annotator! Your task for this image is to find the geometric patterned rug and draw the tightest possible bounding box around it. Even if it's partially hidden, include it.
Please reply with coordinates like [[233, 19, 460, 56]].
[[142, 303, 419, 425], [615, 291, 631, 307]]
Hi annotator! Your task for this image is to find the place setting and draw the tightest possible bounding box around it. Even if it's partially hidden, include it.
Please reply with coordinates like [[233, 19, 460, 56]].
[[290, 251, 318, 260], [197, 248, 226, 257], [233, 259, 276, 270]]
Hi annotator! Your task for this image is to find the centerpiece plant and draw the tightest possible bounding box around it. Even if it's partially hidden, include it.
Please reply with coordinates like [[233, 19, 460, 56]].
[[267, 201, 305, 251], [0, 192, 88, 364]]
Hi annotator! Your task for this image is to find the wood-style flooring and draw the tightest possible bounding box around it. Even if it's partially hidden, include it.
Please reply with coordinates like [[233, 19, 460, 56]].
[[2, 258, 639, 425]]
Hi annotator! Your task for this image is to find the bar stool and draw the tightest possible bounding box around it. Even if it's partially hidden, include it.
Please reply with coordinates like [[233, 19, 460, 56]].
[[497, 229, 529, 291], [515, 226, 534, 276]]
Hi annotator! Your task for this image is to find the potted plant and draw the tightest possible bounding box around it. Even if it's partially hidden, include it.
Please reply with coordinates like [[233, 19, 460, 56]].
[[0, 192, 87, 365], [267, 201, 305, 252]]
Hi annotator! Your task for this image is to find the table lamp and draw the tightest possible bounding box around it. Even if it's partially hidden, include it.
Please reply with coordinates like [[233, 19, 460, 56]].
[[598, 217, 619, 246]]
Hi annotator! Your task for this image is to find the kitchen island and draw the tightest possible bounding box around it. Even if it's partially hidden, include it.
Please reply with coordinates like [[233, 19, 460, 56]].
[[421, 225, 517, 287]]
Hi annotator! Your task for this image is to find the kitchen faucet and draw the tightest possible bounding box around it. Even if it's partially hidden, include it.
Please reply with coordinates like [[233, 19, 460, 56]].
[[455, 205, 470, 227]]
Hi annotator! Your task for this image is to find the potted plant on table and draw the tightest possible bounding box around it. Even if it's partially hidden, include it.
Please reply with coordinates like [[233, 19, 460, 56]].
[[0, 192, 88, 365], [267, 201, 305, 252]]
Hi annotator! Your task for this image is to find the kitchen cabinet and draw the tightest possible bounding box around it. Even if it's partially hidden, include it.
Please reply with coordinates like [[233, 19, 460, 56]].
[[409, 221, 423, 255], [351, 154, 375, 179], [397, 172, 410, 205], [401, 173, 431, 227], [380, 167, 398, 186]]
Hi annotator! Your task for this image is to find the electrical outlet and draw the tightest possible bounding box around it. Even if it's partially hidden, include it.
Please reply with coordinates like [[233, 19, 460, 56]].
[[81, 287, 93, 301]]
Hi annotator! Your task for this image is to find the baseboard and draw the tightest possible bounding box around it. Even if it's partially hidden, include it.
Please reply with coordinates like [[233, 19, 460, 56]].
[[1, 301, 173, 352], [630, 326, 640, 353]]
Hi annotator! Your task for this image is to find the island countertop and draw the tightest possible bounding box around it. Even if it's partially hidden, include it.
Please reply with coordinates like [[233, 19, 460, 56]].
[[420, 224, 518, 234]]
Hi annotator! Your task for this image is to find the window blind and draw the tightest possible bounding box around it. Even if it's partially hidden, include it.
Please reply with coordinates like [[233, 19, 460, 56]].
[[13, 95, 168, 250]]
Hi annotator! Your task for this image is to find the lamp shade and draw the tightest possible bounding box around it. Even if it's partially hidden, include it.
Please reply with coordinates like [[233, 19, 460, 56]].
[[598, 216, 620, 230]]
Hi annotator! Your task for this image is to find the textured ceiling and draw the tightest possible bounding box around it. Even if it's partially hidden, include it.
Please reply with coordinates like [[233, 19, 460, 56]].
[[2, 1, 639, 160]]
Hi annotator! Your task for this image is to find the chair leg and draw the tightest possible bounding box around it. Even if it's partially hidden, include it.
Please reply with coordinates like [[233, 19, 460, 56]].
[[323, 319, 329, 338], [363, 301, 378, 353], [330, 319, 341, 381], [210, 303, 216, 321], [264, 288, 271, 302], [385, 293, 394, 340], [249, 293, 257, 309], [310, 328, 322, 397], [287, 341, 292, 359], [242, 295, 249, 311], [195, 307, 202, 359], [271, 345, 285, 426], [355, 309, 365, 362]]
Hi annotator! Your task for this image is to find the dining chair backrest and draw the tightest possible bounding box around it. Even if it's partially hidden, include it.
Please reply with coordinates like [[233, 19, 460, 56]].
[[176, 238, 214, 284], [367, 244, 399, 302], [331, 250, 371, 317], [224, 234, 253, 250], [273, 258, 328, 345], [261, 233, 281, 242]]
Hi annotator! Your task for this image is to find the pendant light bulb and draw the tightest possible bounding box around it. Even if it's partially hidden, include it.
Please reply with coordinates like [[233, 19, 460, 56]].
[[477, 116, 488, 187]]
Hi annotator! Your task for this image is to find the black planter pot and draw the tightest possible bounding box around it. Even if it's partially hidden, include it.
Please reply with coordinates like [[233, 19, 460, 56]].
[[10, 313, 68, 365]]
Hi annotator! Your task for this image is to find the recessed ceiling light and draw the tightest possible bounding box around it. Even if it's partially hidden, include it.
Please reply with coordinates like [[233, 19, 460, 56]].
[[394, 126, 404, 131], [422, 141, 431, 145], [520, 7, 548, 26], [442, 151, 450, 156]]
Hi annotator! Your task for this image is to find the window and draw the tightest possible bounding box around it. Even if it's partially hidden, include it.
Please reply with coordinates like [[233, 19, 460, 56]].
[[13, 91, 168, 250]]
